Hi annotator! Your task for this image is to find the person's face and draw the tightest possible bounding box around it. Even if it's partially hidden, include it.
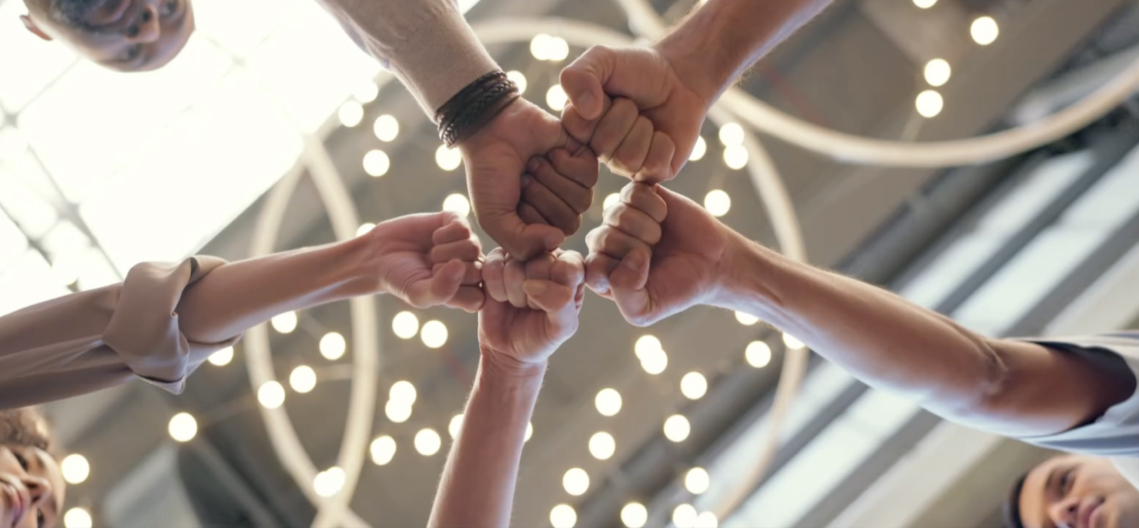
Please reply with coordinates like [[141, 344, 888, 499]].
[[21, 0, 195, 72], [0, 444, 64, 528], [1020, 455, 1139, 528]]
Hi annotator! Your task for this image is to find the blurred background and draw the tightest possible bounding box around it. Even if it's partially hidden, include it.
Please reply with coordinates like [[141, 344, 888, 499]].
[[2, 0, 1139, 526]]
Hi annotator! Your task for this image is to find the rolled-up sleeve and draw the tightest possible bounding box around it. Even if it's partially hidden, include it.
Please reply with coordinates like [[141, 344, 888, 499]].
[[318, 0, 499, 114], [0, 257, 239, 410]]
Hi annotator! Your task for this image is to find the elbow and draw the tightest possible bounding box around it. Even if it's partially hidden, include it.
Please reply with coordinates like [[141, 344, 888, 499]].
[[956, 337, 1014, 418]]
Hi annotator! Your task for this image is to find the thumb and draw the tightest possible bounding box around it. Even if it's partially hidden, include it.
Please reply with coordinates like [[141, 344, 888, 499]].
[[609, 247, 653, 324], [522, 280, 575, 313], [411, 259, 465, 307], [561, 46, 615, 120], [482, 212, 565, 261]]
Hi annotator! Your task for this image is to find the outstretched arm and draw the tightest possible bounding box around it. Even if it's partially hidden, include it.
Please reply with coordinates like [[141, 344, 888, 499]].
[[429, 249, 585, 527], [586, 183, 1134, 439]]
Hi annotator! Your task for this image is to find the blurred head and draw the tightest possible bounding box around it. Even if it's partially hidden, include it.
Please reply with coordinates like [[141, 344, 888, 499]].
[[20, 0, 195, 72], [1009, 454, 1139, 528], [0, 409, 64, 528]]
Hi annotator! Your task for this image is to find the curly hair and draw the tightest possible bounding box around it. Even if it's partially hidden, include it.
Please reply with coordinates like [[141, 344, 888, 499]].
[[0, 408, 53, 451]]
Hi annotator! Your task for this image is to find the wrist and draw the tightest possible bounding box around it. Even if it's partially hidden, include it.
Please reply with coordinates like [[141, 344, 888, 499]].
[[331, 234, 386, 298], [709, 233, 781, 314], [478, 349, 547, 387], [655, 16, 734, 107]]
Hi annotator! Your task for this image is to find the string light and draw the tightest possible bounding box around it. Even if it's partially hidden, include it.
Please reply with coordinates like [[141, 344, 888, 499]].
[[373, 114, 399, 142], [915, 90, 944, 118], [390, 381, 418, 406], [735, 311, 759, 325], [563, 468, 590, 496], [60, 454, 89, 484], [673, 504, 698, 528], [746, 341, 773, 368], [685, 467, 710, 494], [289, 365, 317, 394], [595, 388, 622, 416], [550, 504, 577, 528], [168, 412, 198, 442], [363, 149, 391, 177], [718, 123, 744, 146], [356, 223, 375, 237], [546, 85, 569, 112], [971, 16, 999, 46], [421, 320, 449, 348], [449, 414, 464, 438], [385, 400, 412, 423], [782, 333, 805, 350], [258, 381, 286, 409], [435, 145, 462, 171], [695, 511, 719, 528], [723, 144, 749, 169], [664, 414, 691, 442], [63, 508, 93, 528], [314, 467, 345, 497], [704, 190, 731, 217], [353, 80, 379, 103], [924, 59, 951, 87], [320, 332, 346, 360], [621, 502, 648, 528], [370, 435, 396, 465], [208, 346, 234, 366], [506, 70, 528, 94], [689, 136, 707, 161], [392, 311, 420, 339], [270, 311, 297, 334], [603, 193, 621, 210], [415, 428, 442, 456], [589, 432, 616, 460], [680, 372, 708, 400], [337, 101, 364, 127], [442, 194, 471, 217]]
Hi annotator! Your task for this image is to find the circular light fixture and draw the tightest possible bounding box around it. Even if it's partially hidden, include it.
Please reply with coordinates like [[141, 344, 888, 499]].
[[320, 332, 347, 361], [546, 85, 569, 112], [563, 467, 590, 496], [589, 432, 616, 460], [971, 16, 999, 46], [435, 144, 463, 171], [337, 101, 364, 127], [506, 70, 528, 94], [718, 122, 745, 146], [421, 320, 449, 349], [621, 502, 648, 528], [735, 311, 759, 325], [415, 428, 442, 456], [168, 412, 198, 442], [370, 435, 396, 465], [258, 381, 286, 409], [924, 58, 951, 87], [60, 454, 89, 484], [392, 311, 420, 339], [680, 372, 708, 400], [270, 311, 297, 334], [289, 366, 317, 394], [685, 467, 710, 494], [915, 89, 944, 118], [746, 341, 773, 368], [550, 504, 577, 528], [442, 194, 471, 217], [689, 136, 707, 161], [63, 508, 93, 528], [363, 149, 391, 177], [704, 190, 731, 217], [208, 346, 234, 366], [664, 414, 691, 442], [595, 388, 623, 416], [373, 114, 399, 142], [782, 333, 805, 350]]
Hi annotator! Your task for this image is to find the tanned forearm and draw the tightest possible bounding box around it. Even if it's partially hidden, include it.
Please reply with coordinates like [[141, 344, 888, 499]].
[[657, 0, 834, 104], [428, 355, 545, 528], [176, 236, 378, 344]]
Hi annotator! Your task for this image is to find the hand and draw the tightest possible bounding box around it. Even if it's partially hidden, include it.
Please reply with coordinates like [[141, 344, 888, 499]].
[[479, 248, 586, 368], [561, 46, 711, 182], [367, 211, 485, 312], [585, 183, 736, 326], [560, 96, 674, 183], [460, 98, 598, 260]]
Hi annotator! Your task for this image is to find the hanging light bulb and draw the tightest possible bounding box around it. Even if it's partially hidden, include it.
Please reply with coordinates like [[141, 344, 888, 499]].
[[550, 504, 577, 528], [208, 346, 234, 366], [289, 365, 317, 394], [435, 145, 463, 171], [270, 311, 297, 334], [320, 332, 346, 360], [258, 381, 286, 409], [689, 136, 707, 161], [373, 114, 399, 142], [664, 414, 691, 442], [392, 311, 420, 339], [546, 85, 569, 112], [680, 372, 708, 400], [60, 454, 90, 484], [685, 467, 710, 494], [621, 502, 648, 528], [506, 70, 528, 94], [337, 101, 364, 127], [370, 435, 396, 465], [915, 90, 944, 118], [704, 190, 731, 217], [971, 16, 999, 46], [363, 149, 391, 177], [168, 412, 198, 442], [589, 432, 616, 460], [924, 59, 951, 87], [746, 341, 773, 368], [563, 468, 590, 496], [595, 388, 622, 416]]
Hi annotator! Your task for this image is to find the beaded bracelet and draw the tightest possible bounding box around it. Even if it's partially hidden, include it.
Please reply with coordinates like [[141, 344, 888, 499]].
[[435, 71, 521, 147]]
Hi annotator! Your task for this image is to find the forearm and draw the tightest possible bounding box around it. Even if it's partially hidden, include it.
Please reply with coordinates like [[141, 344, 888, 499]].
[[657, 0, 834, 104], [717, 237, 1003, 415], [176, 236, 377, 344], [428, 354, 545, 528]]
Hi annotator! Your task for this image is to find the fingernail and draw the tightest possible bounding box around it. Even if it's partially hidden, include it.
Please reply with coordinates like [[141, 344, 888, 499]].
[[523, 280, 548, 296]]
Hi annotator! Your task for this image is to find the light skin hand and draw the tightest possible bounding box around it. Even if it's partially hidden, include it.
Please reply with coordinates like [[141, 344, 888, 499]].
[[370, 211, 486, 313]]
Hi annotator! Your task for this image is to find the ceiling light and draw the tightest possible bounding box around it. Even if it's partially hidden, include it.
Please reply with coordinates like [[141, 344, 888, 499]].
[[208, 346, 234, 366], [971, 16, 999, 46], [415, 428, 442, 456], [680, 372, 708, 400], [924, 59, 951, 87], [353, 80, 379, 103], [363, 149, 391, 177], [421, 320, 448, 348], [547, 36, 570, 62], [913, 0, 936, 8], [370, 435, 396, 465], [442, 194, 471, 217], [685, 467, 710, 494], [695, 511, 719, 528], [718, 123, 744, 146], [506, 70, 528, 94], [385, 400, 412, 423], [61, 454, 89, 484], [258, 381, 286, 409], [563, 467, 590, 496], [621, 502, 648, 528], [356, 223, 375, 237], [550, 504, 577, 528], [270, 311, 297, 334], [373, 114, 399, 142], [392, 311, 419, 339], [603, 193, 621, 210], [782, 333, 805, 350], [525, 421, 534, 443], [337, 101, 363, 127], [689, 136, 707, 161], [320, 332, 346, 360], [664, 414, 690, 442], [589, 432, 616, 460], [723, 144, 749, 169], [63, 508, 93, 528], [704, 190, 731, 217], [915, 90, 943, 118], [595, 388, 622, 416], [546, 85, 569, 112], [435, 145, 462, 171], [634, 335, 662, 359], [168, 412, 198, 442], [640, 348, 668, 375], [673, 504, 698, 528], [735, 311, 759, 325], [314, 467, 345, 497], [389, 381, 417, 406], [746, 341, 772, 368], [530, 34, 553, 60], [289, 365, 317, 393], [449, 414, 464, 438]]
